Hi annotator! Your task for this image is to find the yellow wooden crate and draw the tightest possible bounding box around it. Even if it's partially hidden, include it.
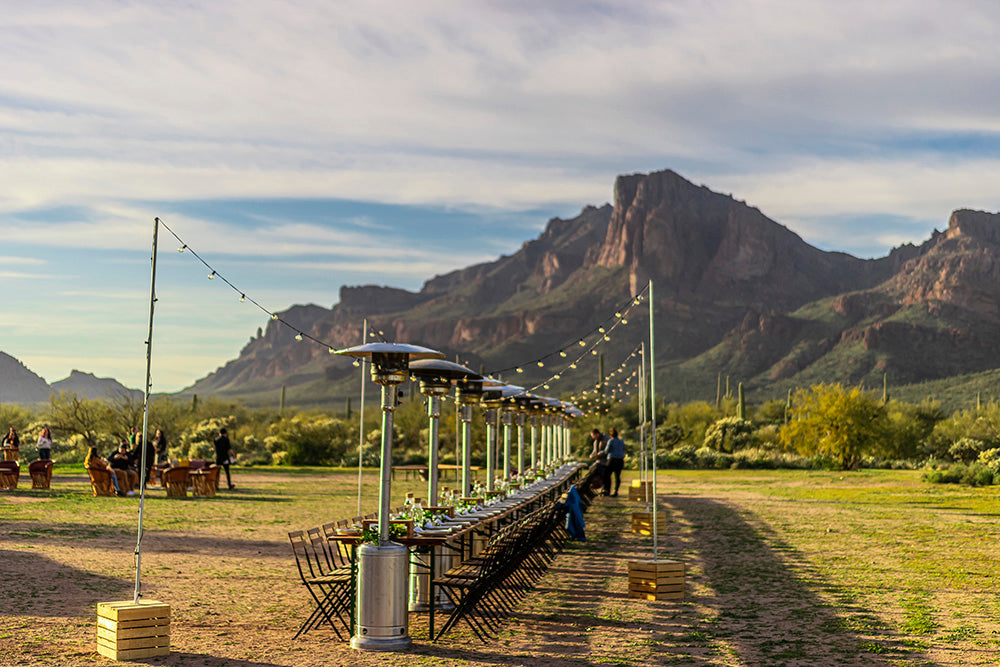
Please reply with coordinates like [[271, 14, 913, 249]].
[[96, 600, 170, 661], [630, 511, 667, 535], [627, 560, 685, 600]]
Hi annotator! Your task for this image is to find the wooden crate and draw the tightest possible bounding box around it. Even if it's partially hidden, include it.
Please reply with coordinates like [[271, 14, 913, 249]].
[[627, 560, 685, 600], [631, 511, 667, 535], [96, 600, 170, 660], [628, 482, 652, 502]]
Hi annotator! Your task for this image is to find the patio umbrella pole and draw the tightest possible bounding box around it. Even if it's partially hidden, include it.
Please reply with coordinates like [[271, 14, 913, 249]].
[[133, 217, 159, 604]]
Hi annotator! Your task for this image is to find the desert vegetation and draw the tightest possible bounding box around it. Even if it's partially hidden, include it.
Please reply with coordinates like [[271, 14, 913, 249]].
[[3, 379, 1000, 486]]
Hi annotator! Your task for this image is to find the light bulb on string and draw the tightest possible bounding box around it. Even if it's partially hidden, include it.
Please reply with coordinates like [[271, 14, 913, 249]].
[[615, 312, 622, 318], [559, 350, 567, 357], [553, 374, 561, 380], [271, 314, 278, 320], [604, 335, 610, 341], [328, 348, 335, 354], [569, 363, 577, 369], [578, 340, 586, 347], [591, 350, 598, 355], [599, 327, 605, 333], [208, 271, 216, 280], [353, 360, 360, 367], [537, 361, 544, 368], [516, 367, 524, 374], [621, 319, 628, 325], [295, 333, 302, 341], [178, 245, 187, 253], [240, 294, 246, 302]]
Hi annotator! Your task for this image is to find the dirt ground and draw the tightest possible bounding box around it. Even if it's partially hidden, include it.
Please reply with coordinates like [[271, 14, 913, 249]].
[[1, 470, 993, 666]]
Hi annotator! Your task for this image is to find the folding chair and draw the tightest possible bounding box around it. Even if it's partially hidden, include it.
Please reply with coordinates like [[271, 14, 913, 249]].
[[288, 530, 352, 640]]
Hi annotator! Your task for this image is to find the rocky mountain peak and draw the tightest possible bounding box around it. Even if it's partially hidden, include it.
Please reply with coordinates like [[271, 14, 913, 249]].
[[945, 209, 1000, 246]]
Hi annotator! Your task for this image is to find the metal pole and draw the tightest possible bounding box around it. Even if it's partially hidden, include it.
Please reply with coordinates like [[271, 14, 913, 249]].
[[461, 405, 472, 496], [485, 410, 496, 491], [516, 414, 525, 477], [133, 217, 159, 604], [530, 418, 537, 470], [502, 412, 512, 482], [640, 343, 649, 510], [377, 384, 397, 544], [427, 395, 440, 504], [648, 281, 659, 560], [357, 319, 367, 516]]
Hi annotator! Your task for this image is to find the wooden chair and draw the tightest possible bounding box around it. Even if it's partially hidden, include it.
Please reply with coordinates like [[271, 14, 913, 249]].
[[29, 460, 54, 490], [191, 466, 219, 497], [189, 459, 208, 471], [288, 530, 352, 640], [87, 467, 114, 497], [163, 466, 191, 498], [0, 461, 19, 490]]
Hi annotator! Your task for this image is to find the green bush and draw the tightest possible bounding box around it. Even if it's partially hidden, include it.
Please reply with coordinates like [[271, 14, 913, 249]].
[[948, 437, 991, 463]]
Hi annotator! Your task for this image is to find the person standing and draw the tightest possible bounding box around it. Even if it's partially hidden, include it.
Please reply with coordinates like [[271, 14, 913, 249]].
[[589, 428, 608, 493], [603, 427, 626, 497], [152, 429, 168, 465], [36, 426, 53, 460], [214, 427, 235, 490]]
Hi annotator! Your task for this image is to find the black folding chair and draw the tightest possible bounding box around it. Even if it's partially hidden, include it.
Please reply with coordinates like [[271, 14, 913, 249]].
[[288, 530, 352, 640]]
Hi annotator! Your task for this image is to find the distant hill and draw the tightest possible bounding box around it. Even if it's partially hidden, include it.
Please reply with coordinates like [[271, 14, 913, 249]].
[[0, 352, 50, 403], [50, 370, 142, 402], [0, 354, 141, 405]]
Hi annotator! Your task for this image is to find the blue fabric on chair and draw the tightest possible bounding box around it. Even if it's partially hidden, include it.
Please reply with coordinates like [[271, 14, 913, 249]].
[[564, 484, 586, 541]]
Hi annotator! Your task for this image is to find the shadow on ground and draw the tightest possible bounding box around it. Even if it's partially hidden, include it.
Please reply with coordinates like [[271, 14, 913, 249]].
[[662, 495, 936, 666]]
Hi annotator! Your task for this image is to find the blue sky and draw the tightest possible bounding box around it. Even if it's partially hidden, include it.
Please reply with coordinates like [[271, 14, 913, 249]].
[[2, 0, 1000, 392]]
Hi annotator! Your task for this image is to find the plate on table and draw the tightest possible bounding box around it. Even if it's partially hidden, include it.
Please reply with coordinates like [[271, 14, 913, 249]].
[[336, 528, 361, 536], [416, 527, 452, 536]]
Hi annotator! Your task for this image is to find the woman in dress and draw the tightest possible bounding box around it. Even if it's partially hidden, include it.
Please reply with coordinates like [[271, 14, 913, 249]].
[[36, 426, 53, 460]]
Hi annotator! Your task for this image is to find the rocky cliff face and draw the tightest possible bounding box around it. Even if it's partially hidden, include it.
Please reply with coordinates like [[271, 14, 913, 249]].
[[185, 170, 1000, 404]]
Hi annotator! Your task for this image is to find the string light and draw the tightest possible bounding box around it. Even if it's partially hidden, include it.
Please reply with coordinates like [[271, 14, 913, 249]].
[[559, 350, 567, 357], [177, 245, 187, 253], [208, 271, 216, 280], [240, 294, 246, 302], [295, 334, 302, 341], [516, 367, 524, 373], [537, 361, 544, 367]]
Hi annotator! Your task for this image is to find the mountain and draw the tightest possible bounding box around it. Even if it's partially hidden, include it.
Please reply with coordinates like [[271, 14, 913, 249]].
[[0, 352, 51, 403], [673, 208, 1000, 401], [186, 168, 957, 407], [50, 370, 142, 402]]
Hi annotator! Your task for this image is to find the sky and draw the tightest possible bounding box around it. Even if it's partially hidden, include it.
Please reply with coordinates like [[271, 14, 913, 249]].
[[2, 0, 1000, 393]]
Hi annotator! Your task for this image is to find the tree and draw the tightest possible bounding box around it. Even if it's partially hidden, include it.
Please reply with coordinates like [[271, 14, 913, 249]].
[[46, 391, 114, 452], [779, 383, 887, 470]]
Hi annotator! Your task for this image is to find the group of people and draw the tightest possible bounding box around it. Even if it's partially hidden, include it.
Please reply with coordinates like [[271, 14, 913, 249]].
[[2, 425, 54, 460], [589, 427, 626, 497], [85, 437, 154, 497]]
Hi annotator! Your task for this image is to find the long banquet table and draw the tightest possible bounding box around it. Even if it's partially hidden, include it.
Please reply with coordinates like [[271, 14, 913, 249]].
[[328, 462, 584, 640]]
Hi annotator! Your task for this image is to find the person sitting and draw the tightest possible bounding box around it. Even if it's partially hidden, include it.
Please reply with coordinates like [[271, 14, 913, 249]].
[[109, 443, 139, 495], [2, 426, 20, 460], [85, 446, 125, 497]]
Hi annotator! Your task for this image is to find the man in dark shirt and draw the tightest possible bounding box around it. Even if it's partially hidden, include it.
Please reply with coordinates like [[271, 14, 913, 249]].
[[109, 444, 138, 495], [214, 428, 235, 490]]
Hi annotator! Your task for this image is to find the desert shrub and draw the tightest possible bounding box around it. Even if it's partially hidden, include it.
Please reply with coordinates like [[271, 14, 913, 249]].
[[661, 444, 698, 468], [663, 401, 720, 445], [176, 416, 237, 460], [948, 437, 991, 463], [264, 413, 353, 466], [238, 434, 271, 466], [923, 461, 996, 486], [977, 448, 1000, 472], [703, 417, 756, 453]]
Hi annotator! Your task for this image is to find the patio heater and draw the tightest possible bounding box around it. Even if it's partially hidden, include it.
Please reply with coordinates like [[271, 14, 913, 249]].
[[407, 358, 478, 614], [335, 342, 444, 652], [497, 385, 526, 483], [480, 384, 506, 491], [409, 359, 480, 505]]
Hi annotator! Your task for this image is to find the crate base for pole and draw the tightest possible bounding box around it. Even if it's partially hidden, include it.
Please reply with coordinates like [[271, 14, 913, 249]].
[[627, 560, 684, 600], [96, 600, 170, 660], [631, 511, 667, 535], [628, 480, 652, 501]]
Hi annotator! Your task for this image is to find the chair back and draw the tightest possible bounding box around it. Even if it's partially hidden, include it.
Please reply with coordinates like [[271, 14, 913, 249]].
[[29, 460, 53, 475], [189, 459, 208, 470], [87, 466, 114, 496], [163, 466, 191, 483]]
